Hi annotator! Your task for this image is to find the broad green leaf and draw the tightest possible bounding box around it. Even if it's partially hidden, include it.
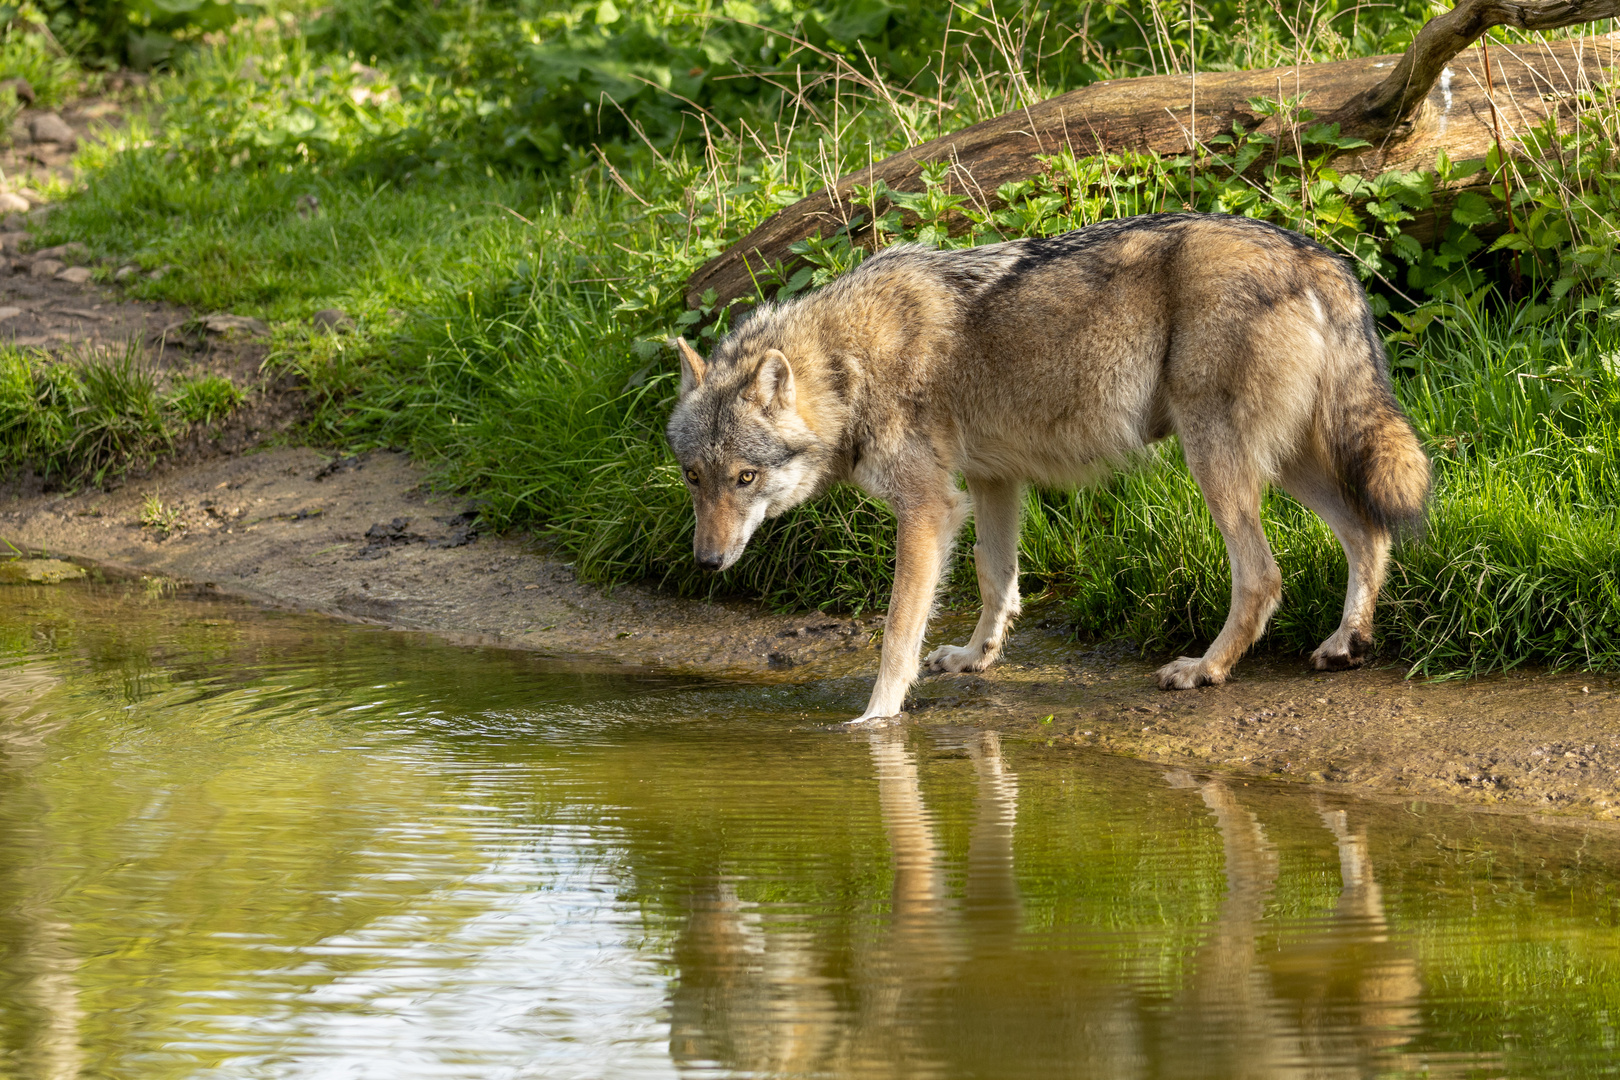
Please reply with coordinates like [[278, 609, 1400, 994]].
[[1450, 191, 1497, 227]]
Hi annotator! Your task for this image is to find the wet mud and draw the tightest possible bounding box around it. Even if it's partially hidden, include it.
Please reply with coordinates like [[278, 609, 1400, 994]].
[[2, 444, 1618, 820]]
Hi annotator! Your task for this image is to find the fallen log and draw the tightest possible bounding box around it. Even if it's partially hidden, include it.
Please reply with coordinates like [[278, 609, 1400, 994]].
[[688, 0, 1620, 308]]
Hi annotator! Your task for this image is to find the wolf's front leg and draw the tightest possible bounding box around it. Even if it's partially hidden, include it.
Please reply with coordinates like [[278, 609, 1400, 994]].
[[926, 478, 1022, 674], [852, 492, 968, 722]]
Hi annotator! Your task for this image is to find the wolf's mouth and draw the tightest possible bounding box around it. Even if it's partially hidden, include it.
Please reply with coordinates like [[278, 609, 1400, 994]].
[[694, 544, 745, 573]]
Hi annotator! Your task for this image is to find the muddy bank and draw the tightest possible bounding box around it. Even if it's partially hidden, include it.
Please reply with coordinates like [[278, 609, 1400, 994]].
[[0, 447, 887, 676], [2, 445, 1618, 819]]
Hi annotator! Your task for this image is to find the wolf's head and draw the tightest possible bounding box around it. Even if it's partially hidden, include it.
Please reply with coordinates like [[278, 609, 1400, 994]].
[[665, 335, 826, 572]]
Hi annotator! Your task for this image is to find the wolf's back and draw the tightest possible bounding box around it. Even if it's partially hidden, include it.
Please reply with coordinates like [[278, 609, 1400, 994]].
[[1322, 305, 1430, 531]]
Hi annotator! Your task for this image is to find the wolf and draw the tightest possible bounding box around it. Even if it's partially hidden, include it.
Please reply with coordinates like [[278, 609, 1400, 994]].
[[666, 213, 1431, 722]]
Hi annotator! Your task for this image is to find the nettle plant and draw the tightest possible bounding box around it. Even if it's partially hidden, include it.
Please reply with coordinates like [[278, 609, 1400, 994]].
[[1486, 97, 1620, 320], [690, 94, 1620, 334], [639, 91, 1620, 388], [750, 102, 1502, 314]]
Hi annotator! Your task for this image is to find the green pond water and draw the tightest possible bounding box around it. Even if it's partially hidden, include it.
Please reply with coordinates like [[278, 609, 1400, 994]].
[[3, 582, 1620, 1078]]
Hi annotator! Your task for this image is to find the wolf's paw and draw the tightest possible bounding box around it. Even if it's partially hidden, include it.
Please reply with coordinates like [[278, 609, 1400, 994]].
[[844, 713, 902, 726], [1310, 628, 1370, 671], [1155, 656, 1225, 690], [925, 643, 994, 674]]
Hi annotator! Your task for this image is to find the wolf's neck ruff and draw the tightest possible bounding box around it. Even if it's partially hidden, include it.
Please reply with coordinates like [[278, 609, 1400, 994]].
[[667, 213, 1430, 722]]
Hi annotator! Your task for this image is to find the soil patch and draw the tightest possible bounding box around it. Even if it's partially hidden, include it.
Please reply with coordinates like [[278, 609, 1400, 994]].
[[3, 445, 1618, 821], [0, 262, 273, 386], [0, 90, 304, 493], [0, 90, 269, 374]]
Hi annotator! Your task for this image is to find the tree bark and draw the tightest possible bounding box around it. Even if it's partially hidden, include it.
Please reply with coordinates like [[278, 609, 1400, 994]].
[[688, 17, 1620, 308], [1326, 0, 1620, 137]]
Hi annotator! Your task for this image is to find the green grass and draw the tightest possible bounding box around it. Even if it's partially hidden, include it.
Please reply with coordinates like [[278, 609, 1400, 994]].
[[0, 346, 250, 484], [53, 152, 539, 322], [169, 373, 246, 427], [0, 346, 169, 484], [348, 244, 1620, 676], [0, 22, 90, 107], [1034, 315, 1620, 676], [17, 1, 1620, 676]]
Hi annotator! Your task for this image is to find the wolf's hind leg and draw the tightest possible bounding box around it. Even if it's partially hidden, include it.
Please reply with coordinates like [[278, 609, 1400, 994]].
[[926, 477, 1022, 674], [1279, 455, 1391, 670], [1157, 452, 1281, 690]]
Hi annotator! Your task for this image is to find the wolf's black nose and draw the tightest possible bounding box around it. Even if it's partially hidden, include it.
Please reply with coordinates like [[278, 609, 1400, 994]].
[[696, 553, 724, 572]]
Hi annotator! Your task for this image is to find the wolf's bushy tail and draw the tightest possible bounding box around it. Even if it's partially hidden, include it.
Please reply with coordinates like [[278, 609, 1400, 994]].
[[1323, 311, 1431, 532]]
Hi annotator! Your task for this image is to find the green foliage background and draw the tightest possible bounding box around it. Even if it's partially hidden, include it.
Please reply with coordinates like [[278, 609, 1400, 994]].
[[23, 0, 1620, 676], [177, 0, 1438, 170], [31, 0, 252, 68]]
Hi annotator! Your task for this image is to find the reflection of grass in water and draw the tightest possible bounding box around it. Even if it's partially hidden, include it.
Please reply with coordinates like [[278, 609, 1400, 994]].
[[7, 587, 1620, 1070], [599, 726, 1620, 1070]]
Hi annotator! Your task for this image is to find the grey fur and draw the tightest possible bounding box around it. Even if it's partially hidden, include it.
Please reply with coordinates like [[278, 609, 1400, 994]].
[[667, 213, 1432, 721]]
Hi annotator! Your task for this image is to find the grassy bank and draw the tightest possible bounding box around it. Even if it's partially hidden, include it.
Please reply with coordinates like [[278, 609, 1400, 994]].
[[0, 344, 246, 484], [16, 0, 1620, 676]]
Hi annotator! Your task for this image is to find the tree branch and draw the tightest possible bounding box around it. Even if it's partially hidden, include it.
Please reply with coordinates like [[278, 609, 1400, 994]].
[[1327, 0, 1620, 135], [687, 20, 1620, 308]]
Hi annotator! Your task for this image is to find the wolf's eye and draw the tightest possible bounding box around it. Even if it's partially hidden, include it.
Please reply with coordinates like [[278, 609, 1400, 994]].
[[685, 469, 699, 485], [737, 470, 756, 486]]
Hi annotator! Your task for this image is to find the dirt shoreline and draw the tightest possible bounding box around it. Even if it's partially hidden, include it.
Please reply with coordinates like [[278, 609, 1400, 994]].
[[3, 444, 1619, 820], [8, 88, 1612, 820]]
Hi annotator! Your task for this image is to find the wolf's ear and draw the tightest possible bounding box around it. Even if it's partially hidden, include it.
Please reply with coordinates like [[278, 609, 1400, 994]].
[[674, 337, 706, 397], [751, 349, 795, 413]]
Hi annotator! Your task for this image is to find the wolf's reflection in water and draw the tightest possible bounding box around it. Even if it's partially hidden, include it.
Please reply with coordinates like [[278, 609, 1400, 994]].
[[667, 728, 1019, 1077], [669, 732, 1423, 1079], [1159, 777, 1424, 1078]]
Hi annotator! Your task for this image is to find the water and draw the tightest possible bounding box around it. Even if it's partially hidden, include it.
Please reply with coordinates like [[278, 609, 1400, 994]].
[[3, 582, 1620, 1078]]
